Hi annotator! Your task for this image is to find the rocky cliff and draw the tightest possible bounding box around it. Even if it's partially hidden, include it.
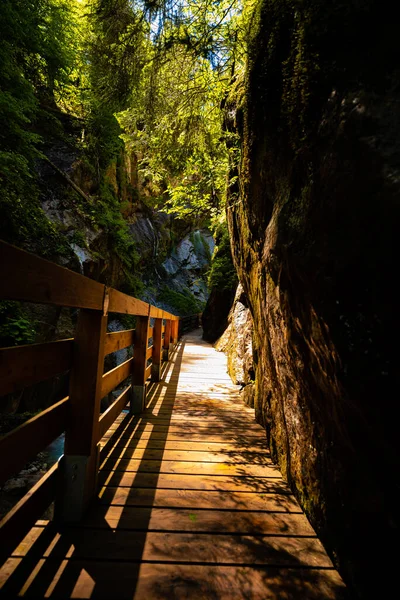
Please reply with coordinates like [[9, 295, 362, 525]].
[[227, 1, 399, 597]]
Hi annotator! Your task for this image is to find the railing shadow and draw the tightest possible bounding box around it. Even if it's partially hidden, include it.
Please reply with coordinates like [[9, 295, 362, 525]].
[[0, 332, 348, 599], [0, 341, 184, 598]]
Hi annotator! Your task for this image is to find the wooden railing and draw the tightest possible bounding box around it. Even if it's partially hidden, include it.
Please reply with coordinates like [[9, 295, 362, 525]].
[[179, 313, 202, 336], [0, 240, 180, 557]]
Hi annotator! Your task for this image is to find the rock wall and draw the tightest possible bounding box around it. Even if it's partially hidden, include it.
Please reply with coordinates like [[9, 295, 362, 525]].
[[228, 1, 399, 597], [215, 284, 255, 407]]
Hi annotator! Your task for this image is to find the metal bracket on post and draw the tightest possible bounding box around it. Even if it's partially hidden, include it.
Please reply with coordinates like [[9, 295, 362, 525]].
[[56, 442, 101, 523], [131, 385, 146, 414]]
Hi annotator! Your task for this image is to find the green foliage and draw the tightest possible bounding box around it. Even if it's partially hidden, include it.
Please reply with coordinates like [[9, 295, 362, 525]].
[[159, 287, 205, 316], [0, 0, 82, 257], [208, 221, 238, 292], [0, 302, 37, 347]]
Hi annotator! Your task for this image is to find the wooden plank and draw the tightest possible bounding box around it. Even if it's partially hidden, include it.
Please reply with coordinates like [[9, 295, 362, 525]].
[[99, 458, 280, 478], [146, 346, 153, 360], [0, 240, 105, 309], [0, 398, 68, 485], [98, 472, 291, 494], [8, 528, 333, 567], [104, 330, 134, 356], [101, 448, 274, 466], [98, 386, 131, 439], [0, 560, 347, 600], [99, 486, 297, 511], [101, 357, 134, 398], [106, 415, 262, 430], [147, 326, 154, 339], [102, 439, 267, 453], [0, 464, 58, 561], [0, 339, 73, 397], [102, 423, 266, 438], [145, 365, 152, 380], [81, 506, 315, 535]]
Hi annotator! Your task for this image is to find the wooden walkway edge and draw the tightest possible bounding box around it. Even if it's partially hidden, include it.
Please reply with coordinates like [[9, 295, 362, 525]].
[[0, 331, 347, 599]]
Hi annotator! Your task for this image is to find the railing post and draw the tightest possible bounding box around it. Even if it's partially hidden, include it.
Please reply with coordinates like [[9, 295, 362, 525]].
[[151, 316, 163, 382], [57, 307, 107, 522], [172, 318, 179, 344], [163, 318, 172, 361], [131, 310, 150, 413]]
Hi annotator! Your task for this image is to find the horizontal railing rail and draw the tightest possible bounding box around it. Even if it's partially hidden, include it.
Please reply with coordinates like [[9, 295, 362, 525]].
[[0, 240, 180, 557]]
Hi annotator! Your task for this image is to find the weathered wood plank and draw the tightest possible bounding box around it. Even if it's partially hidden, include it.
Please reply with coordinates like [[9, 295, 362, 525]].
[[0, 398, 68, 485], [0, 240, 105, 309], [104, 330, 134, 356], [101, 357, 133, 398], [0, 340, 73, 397], [98, 386, 131, 439]]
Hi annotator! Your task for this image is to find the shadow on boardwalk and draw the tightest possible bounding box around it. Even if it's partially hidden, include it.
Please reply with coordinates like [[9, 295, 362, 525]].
[[0, 334, 348, 599]]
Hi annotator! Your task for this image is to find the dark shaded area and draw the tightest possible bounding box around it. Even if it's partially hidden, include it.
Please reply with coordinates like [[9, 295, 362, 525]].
[[202, 286, 237, 343], [226, 1, 400, 598]]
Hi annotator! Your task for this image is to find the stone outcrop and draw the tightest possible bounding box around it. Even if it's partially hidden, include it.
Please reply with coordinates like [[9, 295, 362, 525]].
[[227, 1, 399, 598], [162, 229, 214, 304], [215, 284, 255, 406]]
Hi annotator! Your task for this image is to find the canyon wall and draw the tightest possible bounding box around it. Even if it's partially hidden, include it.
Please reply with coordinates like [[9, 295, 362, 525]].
[[227, 1, 399, 597]]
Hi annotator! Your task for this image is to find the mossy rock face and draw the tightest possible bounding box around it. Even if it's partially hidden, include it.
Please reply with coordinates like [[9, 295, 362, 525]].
[[228, 1, 400, 597]]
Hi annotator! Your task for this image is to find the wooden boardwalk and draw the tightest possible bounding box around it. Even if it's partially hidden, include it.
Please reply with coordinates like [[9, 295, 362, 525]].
[[0, 331, 347, 599]]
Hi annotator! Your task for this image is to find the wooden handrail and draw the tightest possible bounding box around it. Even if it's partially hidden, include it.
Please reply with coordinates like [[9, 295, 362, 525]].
[[0, 240, 178, 320], [98, 385, 131, 440], [0, 397, 69, 485], [101, 357, 134, 398], [0, 339, 73, 397], [0, 239, 180, 535], [104, 329, 135, 356]]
